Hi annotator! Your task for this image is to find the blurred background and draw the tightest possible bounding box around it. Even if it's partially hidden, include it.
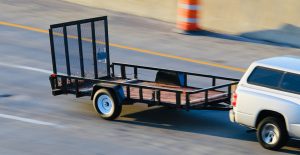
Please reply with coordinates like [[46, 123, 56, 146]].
[[66, 0, 300, 48]]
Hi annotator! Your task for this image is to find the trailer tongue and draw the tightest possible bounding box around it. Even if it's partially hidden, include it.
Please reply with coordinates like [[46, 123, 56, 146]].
[[48, 16, 239, 120]]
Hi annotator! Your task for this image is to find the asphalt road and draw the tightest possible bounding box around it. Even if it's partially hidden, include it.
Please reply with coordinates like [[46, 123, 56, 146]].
[[0, 0, 299, 154]]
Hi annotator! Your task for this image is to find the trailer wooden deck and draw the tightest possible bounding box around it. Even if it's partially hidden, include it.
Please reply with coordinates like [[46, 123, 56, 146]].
[[110, 78, 228, 105]]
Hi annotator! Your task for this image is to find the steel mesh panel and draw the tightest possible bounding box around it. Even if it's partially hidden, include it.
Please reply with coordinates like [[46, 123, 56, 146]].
[[50, 17, 109, 79], [95, 20, 108, 77], [66, 25, 81, 76], [52, 27, 67, 75], [80, 22, 95, 78]]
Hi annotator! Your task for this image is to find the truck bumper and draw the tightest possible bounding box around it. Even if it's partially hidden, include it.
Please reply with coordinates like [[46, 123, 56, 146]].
[[290, 124, 300, 139], [229, 109, 235, 123]]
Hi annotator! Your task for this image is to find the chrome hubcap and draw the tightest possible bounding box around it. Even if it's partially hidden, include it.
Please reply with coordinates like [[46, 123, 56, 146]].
[[97, 95, 113, 115], [261, 123, 280, 145]]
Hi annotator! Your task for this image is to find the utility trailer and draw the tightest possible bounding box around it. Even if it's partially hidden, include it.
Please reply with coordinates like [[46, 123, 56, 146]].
[[49, 16, 239, 120]]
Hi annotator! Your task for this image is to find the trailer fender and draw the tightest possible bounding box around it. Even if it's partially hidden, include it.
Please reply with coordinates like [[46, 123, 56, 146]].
[[91, 83, 125, 105]]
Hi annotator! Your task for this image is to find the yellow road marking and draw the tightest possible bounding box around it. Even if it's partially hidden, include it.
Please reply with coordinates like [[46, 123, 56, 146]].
[[0, 21, 49, 33], [0, 21, 246, 72]]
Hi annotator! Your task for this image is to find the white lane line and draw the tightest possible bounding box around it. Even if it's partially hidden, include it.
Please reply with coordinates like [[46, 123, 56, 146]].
[[0, 63, 64, 127], [0, 62, 52, 74], [0, 113, 59, 127]]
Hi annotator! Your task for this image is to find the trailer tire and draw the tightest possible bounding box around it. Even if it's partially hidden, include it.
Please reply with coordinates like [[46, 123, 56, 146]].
[[93, 89, 122, 120]]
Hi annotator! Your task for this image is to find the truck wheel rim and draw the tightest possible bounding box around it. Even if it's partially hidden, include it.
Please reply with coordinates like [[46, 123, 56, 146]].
[[97, 95, 113, 115], [261, 123, 280, 145]]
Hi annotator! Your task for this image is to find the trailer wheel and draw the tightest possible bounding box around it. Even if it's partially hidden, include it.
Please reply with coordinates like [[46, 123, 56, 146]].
[[257, 117, 288, 150], [93, 89, 122, 120]]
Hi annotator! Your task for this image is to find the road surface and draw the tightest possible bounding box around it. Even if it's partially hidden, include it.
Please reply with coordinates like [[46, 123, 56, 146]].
[[0, 0, 299, 154]]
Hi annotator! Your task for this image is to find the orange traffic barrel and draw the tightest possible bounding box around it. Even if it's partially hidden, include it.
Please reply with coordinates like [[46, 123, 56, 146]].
[[176, 0, 200, 33]]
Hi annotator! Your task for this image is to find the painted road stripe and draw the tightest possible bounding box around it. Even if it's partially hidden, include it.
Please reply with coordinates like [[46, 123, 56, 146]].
[[0, 113, 58, 126], [0, 62, 52, 74], [0, 21, 48, 33], [0, 21, 246, 72]]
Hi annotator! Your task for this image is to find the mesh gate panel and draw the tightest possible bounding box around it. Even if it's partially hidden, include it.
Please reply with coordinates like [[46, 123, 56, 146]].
[[95, 20, 107, 77], [52, 27, 66, 75], [50, 17, 110, 79], [66, 25, 81, 76], [80, 22, 95, 78]]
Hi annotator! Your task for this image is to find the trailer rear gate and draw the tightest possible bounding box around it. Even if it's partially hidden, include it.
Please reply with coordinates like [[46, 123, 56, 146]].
[[49, 16, 110, 79]]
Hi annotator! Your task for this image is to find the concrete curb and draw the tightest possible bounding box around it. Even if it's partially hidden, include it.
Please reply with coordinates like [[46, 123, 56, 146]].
[[241, 24, 300, 48]]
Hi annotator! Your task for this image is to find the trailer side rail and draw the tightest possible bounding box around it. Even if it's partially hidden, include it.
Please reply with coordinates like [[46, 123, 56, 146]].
[[111, 62, 239, 86], [110, 62, 239, 110], [50, 74, 238, 110]]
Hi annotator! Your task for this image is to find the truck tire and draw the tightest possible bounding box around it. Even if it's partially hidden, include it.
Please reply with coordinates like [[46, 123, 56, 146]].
[[257, 117, 288, 150], [93, 89, 122, 120]]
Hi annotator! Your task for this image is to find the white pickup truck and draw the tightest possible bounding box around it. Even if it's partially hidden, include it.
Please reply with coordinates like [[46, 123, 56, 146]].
[[230, 56, 300, 150]]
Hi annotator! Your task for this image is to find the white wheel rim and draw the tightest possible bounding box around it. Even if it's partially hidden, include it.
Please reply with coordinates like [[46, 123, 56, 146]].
[[97, 94, 113, 115], [261, 123, 280, 145]]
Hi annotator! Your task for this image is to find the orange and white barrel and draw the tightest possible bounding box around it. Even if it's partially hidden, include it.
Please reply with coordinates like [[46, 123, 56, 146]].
[[176, 0, 200, 32]]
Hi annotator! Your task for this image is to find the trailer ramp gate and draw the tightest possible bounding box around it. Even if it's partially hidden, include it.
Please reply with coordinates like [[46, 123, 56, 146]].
[[49, 16, 110, 79], [49, 16, 111, 96]]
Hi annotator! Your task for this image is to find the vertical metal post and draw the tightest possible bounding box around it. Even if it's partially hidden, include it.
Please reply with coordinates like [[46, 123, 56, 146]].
[[121, 65, 126, 79], [152, 91, 156, 102], [139, 87, 143, 101], [228, 85, 232, 102], [111, 64, 115, 77], [126, 86, 130, 99], [63, 26, 71, 76], [49, 29, 57, 74], [62, 77, 67, 94], [212, 77, 216, 86], [75, 79, 79, 97], [204, 90, 208, 106], [77, 24, 85, 77], [91, 21, 98, 79], [104, 17, 111, 77], [156, 90, 161, 104], [176, 92, 181, 108], [184, 73, 187, 87], [185, 93, 190, 111], [134, 67, 138, 79]]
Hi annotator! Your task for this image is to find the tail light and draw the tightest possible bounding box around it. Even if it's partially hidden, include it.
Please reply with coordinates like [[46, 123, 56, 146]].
[[232, 92, 237, 107], [50, 73, 57, 78]]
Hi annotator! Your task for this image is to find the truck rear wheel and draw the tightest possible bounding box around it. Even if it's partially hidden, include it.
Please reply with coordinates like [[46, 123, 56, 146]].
[[93, 89, 122, 120], [257, 117, 288, 150]]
